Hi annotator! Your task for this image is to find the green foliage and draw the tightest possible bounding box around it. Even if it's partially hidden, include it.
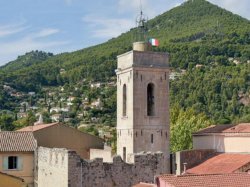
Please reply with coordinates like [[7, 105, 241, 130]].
[[13, 112, 37, 130], [79, 125, 99, 136], [170, 105, 212, 152], [170, 64, 250, 123], [0, 113, 15, 131]]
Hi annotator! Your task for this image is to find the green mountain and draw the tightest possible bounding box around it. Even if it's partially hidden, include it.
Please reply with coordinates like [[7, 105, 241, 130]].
[[0, 0, 250, 123]]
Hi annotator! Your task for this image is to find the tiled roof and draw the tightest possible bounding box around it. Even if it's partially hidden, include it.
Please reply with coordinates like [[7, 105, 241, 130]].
[[193, 123, 250, 135], [17, 122, 58, 132], [133, 183, 156, 187], [186, 153, 250, 174], [157, 173, 250, 187], [0, 131, 37, 152]]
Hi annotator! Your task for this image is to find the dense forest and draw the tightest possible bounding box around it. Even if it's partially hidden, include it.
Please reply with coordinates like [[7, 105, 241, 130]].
[[0, 0, 249, 151]]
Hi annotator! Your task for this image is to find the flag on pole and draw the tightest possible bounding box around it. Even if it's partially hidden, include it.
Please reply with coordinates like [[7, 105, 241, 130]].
[[149, 38, 159, 47]]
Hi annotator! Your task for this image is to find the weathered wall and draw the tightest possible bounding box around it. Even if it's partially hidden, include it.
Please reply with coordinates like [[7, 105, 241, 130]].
[[71, 151, 166, 187], [175, 149, 216, 175], [33, 124, 104, 159], [193, 134, 250, 153], [36, 147, 68, 187], [37, 147, 166, 187], [0, 152, 34, 187]]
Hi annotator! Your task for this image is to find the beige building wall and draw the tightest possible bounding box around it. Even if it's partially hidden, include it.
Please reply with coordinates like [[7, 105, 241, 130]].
[[193, 134, 250, 153], [90, 146, 112, 163], [0, 152, 34, 187], [116, 44, 170, 170], [32, 124, 104, 159]]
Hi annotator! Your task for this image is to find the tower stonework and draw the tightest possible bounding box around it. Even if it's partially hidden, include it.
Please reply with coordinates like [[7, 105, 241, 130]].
[[116, 42, 170, 171]]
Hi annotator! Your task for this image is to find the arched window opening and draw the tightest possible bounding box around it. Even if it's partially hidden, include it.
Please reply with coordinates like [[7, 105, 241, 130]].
[[123, 84, 127, 116], [147, 83, 155, 116]]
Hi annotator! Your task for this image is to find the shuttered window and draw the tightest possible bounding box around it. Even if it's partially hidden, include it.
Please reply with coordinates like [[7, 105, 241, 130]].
[[3, 156, 22, 170]]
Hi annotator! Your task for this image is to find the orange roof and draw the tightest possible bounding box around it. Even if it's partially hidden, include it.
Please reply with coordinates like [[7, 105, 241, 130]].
[[157, 173, 250, 187], [133, 183, 156, 187], [0, 132, 37, 152], [17, 123, 59, 132], [186, 153, 250, 174], [193, 123, 250, 135]]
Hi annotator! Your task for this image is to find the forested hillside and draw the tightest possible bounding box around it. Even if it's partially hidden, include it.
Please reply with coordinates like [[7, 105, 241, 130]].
[[0, 0, 249, 131]]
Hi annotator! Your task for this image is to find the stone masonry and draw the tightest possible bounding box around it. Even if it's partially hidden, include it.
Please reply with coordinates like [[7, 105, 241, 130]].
[[36, 147, 166, 187]]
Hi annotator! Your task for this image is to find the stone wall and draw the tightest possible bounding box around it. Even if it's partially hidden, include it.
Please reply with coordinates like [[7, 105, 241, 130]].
[[78, 152, 166, 187], [37, 147, 166, 187]]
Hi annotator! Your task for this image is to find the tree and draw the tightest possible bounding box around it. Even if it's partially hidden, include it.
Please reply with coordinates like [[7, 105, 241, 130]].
[[0, 114, 15, 131], [170, 106, 212, 153]]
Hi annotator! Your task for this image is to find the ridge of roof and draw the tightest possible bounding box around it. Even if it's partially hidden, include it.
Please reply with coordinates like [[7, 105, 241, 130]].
[[193, 123, 250, 135], [17, 122, 59, 132]]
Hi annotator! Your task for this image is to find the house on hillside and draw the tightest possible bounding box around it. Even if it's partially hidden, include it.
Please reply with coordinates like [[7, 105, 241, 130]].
[[17, 122, 104, 159], [0, 132, 37, 187]]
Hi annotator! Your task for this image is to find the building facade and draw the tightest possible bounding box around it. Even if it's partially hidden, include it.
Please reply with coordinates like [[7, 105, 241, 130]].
[[0, 132, 37, 187], [116, 42, 170, 167]]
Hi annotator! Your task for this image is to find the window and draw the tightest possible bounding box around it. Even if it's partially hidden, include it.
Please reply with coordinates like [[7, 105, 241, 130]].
[[147, 83, 155, 116], [151, 134, 154, 144], [3, 156, 22, 170], [8, 156, 17, 169], [123, 84, 127, 116], [123, 147, 126, 161]]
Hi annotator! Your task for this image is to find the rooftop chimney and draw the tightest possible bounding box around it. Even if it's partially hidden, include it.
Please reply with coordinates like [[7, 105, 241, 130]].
[[182, 163, 187, 175]]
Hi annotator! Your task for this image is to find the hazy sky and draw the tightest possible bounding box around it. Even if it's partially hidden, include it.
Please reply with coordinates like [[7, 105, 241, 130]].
[[0, 0, 249, 66]]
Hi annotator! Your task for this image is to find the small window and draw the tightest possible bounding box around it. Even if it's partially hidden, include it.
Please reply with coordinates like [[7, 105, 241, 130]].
[[8, 156, 17, 170], [151, 134, 154, 144], [147, 83, 155, 116], [123, 84, 127, 116]]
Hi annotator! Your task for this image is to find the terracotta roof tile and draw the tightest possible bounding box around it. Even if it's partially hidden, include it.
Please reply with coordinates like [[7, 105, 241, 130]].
[[157, 173, 250, 187], [133, 183, 156, 187], [187, 153, 250, 174], [17, 122, 58, 132], [194, 123, 250, 135], [0, 131, 37, 152]]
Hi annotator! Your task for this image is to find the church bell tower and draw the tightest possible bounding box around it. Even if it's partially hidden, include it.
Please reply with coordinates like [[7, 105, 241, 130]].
[[116, 11, 170, 168]]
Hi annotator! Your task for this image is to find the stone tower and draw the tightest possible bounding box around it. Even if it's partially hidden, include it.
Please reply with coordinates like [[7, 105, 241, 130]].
[[116, 41, 170, 168]]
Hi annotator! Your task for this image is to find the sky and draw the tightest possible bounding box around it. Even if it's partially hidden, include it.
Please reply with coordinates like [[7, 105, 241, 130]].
[[0, 0, 249, 66]]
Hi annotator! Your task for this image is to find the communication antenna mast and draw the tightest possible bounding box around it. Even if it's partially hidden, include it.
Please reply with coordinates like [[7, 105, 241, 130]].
[[135, 0, 148, 42]]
